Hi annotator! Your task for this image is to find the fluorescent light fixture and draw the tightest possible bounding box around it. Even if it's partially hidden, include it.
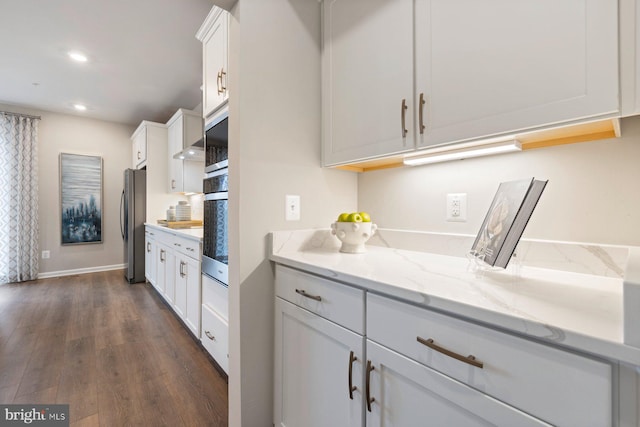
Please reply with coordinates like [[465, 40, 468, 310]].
[[68, 51, 88, 62], [403, 140, 521, 166], [73, 104, 87, 111]]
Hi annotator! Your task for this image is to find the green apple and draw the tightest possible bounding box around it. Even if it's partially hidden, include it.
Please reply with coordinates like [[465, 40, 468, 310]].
[[359, 212, 371, 222], [347, 212, 363, 223], [337, 212, 350, 222]]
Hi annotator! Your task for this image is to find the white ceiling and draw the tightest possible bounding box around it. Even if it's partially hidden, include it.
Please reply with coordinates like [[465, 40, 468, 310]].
[[0, 0, 214, 126]]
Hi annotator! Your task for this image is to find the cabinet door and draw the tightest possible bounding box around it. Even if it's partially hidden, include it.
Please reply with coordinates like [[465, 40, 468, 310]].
[[365, 340, 551, 427], [202, 11, 228, 119], [164, 250, 176, 305], [132, 127, 147, 169], [415, 0, 618, 148], [184, 256, 201, 337], [155, 243, 169, 295], [274, 298, 364, 427], [167, 116, 184, 193], [322, 0, 415, 166], [174, 256, 188, 320], [144, 234, 156, 285]]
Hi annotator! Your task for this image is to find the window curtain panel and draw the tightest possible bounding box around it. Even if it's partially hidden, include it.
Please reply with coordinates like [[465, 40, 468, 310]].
[[0, 112, 39, 284]]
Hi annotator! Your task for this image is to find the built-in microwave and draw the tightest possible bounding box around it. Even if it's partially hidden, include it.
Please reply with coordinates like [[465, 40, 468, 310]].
[[205, 108, 228, 174]]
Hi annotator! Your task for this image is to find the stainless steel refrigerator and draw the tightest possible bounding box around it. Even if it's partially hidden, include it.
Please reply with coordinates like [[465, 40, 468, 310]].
[[120, 168, 146, 283]]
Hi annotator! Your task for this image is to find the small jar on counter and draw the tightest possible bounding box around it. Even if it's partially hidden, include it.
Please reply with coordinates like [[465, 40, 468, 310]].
[[166, 206, 176, 222]]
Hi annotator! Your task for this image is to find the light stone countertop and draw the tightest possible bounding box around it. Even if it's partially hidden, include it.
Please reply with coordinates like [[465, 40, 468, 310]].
[[269, 229, 640, 367], [145, 222, 203, 241]]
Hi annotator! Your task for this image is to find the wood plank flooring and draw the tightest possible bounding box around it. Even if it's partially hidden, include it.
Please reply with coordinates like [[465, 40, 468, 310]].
[[0, 270, 228, 426]]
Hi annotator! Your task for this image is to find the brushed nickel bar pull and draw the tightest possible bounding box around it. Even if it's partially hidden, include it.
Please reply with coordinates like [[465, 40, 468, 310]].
[[417, 336, 484, 369], [348, 351, 358, 399], [205, 331, 216, 341], [137, 151, 141, 159], [171, 179, 176, 189], [160, 249, 165, 262], [295, 289, 322, 302], [419, 93, 426, 134], [180, 261, 186, 278], [401, 98, 408, 138], [147, 242, 151, 253], [216, 71, 223, 95], [220, 68, 227, 92], [366, 360, 375, 412]]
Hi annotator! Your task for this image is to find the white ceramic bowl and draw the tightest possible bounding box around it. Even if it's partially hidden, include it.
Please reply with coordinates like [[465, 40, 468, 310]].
[[330, 221, 377, 253]]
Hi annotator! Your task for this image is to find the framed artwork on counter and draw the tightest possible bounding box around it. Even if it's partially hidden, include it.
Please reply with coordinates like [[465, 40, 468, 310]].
[[59, 153, 103, 245]]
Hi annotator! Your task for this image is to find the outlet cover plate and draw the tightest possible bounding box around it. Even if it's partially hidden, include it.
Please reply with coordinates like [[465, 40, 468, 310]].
[[446, 193, 467, 222]]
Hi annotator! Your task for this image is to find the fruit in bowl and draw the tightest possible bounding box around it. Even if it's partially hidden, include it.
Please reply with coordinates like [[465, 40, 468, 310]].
[[331, 212, 377, 253]]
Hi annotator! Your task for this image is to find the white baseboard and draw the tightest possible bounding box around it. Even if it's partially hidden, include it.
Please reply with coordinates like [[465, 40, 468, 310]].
[[38, 263, 126, 279]]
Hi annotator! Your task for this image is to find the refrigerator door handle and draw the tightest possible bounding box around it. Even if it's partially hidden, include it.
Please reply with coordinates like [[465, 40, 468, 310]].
[[120, 189, 125, 239]]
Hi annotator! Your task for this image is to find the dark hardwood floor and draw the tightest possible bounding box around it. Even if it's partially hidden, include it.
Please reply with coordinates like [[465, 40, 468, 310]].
[[0, 270, 228, 426]]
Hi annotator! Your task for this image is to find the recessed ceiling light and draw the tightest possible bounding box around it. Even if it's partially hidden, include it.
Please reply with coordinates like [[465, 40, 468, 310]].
[[68, 51, 88, 62], [73, 104, 87, 111]]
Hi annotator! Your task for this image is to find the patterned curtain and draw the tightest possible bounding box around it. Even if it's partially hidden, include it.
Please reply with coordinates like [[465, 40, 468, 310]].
[[0, 112, 39, 284]]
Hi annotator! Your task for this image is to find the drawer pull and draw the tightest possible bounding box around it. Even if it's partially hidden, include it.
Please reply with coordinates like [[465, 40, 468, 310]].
[[205, 331, 216, 341], [295, 289, 322, 302], [348, 351, 358, 399], [365, 360, 375, 412], [417, 336, 484, 369]]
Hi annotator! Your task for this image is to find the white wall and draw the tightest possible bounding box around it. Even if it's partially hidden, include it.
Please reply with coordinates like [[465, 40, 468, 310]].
[[228, 0, 358, 425], [0, 103, 135, 276], [359, 116, 640, 247]]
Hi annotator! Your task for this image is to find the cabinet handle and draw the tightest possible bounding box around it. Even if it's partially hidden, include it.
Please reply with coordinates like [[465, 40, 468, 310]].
[[175, 243, 182, 247], [400, 98, 408, 138], [171, 179, 176, 189], [220, 68, 227, 93], [348, 351, 358, 399], [216, 71, 223, 95], [365, 360, 375, 412], [417, 336, 484, 369], [147, 242, 151, 253], [419, 93, 426, 134], [137, 151, 141, 159], [205, 331, 216, 341], [160, 249, 165, 262], [180, 261, 186, 278], [295, 289, 322, 302]]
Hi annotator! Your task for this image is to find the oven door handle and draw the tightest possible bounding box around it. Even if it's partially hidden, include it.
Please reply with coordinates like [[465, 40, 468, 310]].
[[204, 192, 229, 201]]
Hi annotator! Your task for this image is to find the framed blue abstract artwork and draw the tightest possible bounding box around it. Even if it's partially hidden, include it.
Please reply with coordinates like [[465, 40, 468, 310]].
[[59, 153, 103, 245]]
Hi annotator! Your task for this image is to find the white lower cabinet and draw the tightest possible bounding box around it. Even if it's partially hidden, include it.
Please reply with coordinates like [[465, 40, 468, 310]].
[[274, 298, 364, 427], [201, 274, 229, 373], [365, 340, 549, 427], [144, 225, 201, 338], [274, 264, 618, 427], [144, 231, 156, 286]]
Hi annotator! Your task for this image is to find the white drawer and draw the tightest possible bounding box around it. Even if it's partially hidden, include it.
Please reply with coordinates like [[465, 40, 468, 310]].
[[148, 227, 173, 246], [202, 274, 228, 321], [275, 265, 364, 334], [367, 293, 612, 427], [172, 235, 201, 260], [201, 304, 229, 374]]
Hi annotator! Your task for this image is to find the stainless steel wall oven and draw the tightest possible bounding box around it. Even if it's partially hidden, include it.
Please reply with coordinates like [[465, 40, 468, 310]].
[[202, 108, 229, 286]]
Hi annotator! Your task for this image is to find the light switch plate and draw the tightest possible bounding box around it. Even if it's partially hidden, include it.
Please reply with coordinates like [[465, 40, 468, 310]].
[[285, 195, 300, 221]]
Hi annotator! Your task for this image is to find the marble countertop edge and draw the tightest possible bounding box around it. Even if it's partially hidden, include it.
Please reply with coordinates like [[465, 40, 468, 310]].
[[269, 231, 640, 367]]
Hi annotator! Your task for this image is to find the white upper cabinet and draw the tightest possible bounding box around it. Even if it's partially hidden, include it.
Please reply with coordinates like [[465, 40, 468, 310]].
[[197, 7, 229, 121], [322, 0, 415, 166], [132, 125, 147, 169], [416, 0, 619, 149], [322, 0, 619, 166], [166, 108, 204, 193]]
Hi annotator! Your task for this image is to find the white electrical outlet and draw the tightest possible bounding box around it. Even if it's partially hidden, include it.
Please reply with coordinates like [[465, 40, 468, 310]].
[[446, 193, 467, 222], [42, 250, 50, 259], [285, 195, 301, 221]]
